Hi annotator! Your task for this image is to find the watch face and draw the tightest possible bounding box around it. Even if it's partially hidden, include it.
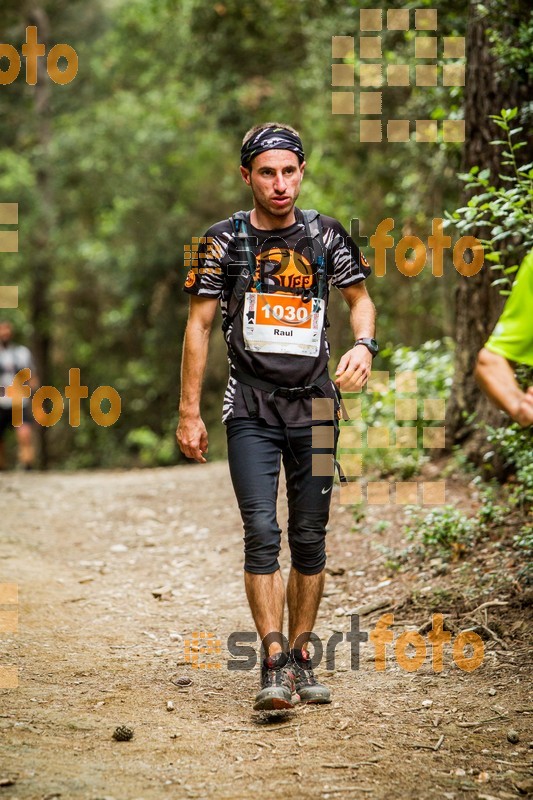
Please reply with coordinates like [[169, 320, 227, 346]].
[[357, 338, 378, 355]]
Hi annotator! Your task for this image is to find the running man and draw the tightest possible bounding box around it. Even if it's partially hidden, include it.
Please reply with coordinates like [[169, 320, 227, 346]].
[[177, 123, 377, 710], [475, 250, 533, 426], [0, 320, 38, 469]]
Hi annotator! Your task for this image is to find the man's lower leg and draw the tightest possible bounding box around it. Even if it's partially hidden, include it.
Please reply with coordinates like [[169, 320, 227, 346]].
[[244, 569, 285, 656], [287, 566, 331, 704], [287, 566, 325, 652], [245, 570, 296, 711]]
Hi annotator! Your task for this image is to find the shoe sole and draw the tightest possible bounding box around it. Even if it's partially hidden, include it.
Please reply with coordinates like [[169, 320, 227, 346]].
[[296, 690, 332, 704], [301, 696, 332, 704], [253, 690, 294, 711]]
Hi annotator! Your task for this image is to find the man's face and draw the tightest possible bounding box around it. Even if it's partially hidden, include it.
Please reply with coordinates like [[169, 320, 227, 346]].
[[240, 150, 305, 219], [0, 322, 13, 346]]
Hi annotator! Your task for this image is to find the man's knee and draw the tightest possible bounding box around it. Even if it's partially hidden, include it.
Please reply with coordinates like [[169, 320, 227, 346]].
[[288, 511, 327, 574], [243, 509, 281, 574]]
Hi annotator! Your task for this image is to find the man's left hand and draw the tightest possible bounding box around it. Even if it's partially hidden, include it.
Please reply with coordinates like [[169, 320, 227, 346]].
[[513, 386, 533, 427], [334, 346, 373, 392]]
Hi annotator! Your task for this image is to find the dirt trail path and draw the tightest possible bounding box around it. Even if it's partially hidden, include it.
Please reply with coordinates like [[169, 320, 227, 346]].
[[0, 464, 531, 800]]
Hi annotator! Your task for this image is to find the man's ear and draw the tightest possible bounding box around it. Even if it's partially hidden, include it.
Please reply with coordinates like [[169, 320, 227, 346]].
[[299, 160, 306, 179], [240, 165, 251, 186]]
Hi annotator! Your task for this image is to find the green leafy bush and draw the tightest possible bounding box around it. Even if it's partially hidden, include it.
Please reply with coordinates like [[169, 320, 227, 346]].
[[403, 504, 479, 557], [483, 1, 533, 83], [126, 424, 177, 467], [473, 480, 507, 527], [485, 365, 533, 521], [485, 420, 533, 558], [447, 108, 533, 296], [341, 339, 454, 478]]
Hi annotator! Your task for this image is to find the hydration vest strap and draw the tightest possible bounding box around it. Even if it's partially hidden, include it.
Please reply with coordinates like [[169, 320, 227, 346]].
[[222, 209, 327, 334], [230, 366, 330, 400], [240, 382, 259, 418], [233, 211, 257, 279], [222, 211, 256, 334], [301, 209, 327, 300], [334, 458, 348, 484]]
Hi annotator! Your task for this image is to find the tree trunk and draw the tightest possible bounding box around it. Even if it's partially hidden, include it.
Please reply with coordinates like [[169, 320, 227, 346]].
[[25, 5, 54, 469], [445, 2, 529, 463]]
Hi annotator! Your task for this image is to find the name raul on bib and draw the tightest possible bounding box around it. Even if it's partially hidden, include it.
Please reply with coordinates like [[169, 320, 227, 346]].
[[243, 292, 325, 356]]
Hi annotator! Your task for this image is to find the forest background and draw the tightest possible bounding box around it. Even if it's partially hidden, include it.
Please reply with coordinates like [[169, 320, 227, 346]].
[[0, 0, 531, 474]]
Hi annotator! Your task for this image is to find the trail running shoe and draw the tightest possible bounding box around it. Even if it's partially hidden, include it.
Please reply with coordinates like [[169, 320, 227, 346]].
[[253, 651, 295, 711], [290, 648, 331, 704]]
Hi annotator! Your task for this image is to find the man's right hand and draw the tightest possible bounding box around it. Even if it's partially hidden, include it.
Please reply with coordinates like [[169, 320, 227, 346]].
[[176, 415, 209, 463]]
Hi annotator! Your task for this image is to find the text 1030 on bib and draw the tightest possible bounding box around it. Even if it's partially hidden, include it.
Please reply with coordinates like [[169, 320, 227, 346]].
[[243, 292, 325, 356]]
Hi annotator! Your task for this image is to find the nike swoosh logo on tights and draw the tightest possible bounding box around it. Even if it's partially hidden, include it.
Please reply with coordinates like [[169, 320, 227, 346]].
[[321, 486, 332, 494]]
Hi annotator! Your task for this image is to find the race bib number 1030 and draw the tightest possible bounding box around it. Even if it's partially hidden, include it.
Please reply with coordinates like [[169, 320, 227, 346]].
[[243, 292, 325, 356]]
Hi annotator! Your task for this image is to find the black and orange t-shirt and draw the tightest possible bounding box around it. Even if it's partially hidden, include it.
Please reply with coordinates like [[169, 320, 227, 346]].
[[183, 207, 371, 426]]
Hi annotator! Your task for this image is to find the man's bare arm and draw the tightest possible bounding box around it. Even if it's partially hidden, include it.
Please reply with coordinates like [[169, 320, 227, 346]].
[[335, 282, 376, 391], [475, 348, 533, 427], [176, 295, 219, 462]]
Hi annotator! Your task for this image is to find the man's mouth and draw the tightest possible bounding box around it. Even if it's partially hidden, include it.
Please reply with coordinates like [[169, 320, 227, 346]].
[[271, 197, 290, 206]]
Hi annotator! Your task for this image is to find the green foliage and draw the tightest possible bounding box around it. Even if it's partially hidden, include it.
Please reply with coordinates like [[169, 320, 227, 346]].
[[485, 421, 533, 511], [126, 424, 177, 467], [403, 504, 479, 556], [478, 0, 533, 82], [484, 364, 533, 529], [0, 0, 487, 469], [448, 108, 533, 295], [348, 339, 454, 477], [383, 556, 402, 574], [350, 505, 366, 529], [373, 520, 392, 535], [473, 480, 506, 527], [514, 526, 533, 558], [399, 420, 531, 566]]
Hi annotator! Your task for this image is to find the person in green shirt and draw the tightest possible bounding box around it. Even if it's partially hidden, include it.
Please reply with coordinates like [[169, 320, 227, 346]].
[[475, 250, 533, 427]]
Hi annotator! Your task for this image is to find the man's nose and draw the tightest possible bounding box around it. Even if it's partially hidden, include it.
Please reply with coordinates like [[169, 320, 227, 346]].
[[273, 173, 287, 192]]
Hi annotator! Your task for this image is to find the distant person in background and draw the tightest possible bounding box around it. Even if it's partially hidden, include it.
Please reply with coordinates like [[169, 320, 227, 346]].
[[475, 251, 533, 427], [0, 320, 38, 469]]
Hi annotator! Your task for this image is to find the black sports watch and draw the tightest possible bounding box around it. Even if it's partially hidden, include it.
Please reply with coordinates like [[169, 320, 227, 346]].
[[353, 337, 379, 357]]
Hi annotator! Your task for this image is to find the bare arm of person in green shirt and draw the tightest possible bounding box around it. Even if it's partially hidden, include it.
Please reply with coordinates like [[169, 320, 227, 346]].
[[474, 251, 533, 427], [475, 347, 533, 426]]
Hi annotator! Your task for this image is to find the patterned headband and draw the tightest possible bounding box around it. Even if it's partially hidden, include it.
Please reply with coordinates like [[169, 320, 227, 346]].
[[240, 127, 305, 167]]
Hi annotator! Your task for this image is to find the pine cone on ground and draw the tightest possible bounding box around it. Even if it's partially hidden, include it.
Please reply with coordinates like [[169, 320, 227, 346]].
[[112, 725, 134, 741]]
